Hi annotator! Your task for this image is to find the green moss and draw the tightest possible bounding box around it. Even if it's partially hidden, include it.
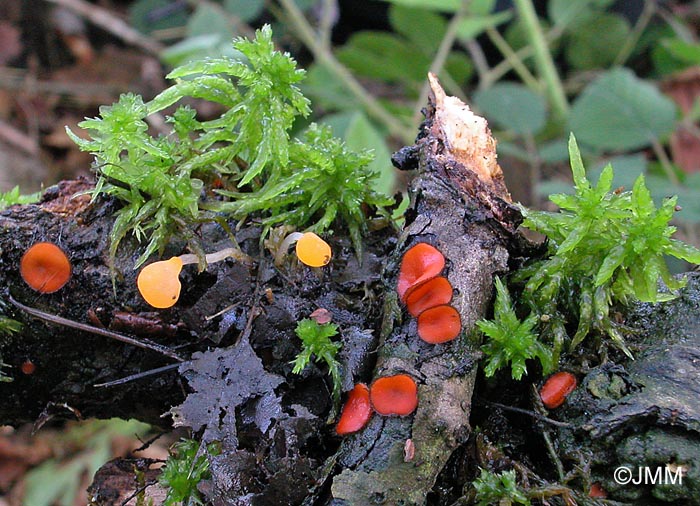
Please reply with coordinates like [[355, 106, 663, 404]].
[[67, 25, 390, 270]]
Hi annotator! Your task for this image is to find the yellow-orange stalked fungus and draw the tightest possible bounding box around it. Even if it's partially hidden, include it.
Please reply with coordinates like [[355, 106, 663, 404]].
[[20, 242, 72, 293], [137, 256, 184, 309], [137, 247, 249, 309], [275, 231, 332, 267]]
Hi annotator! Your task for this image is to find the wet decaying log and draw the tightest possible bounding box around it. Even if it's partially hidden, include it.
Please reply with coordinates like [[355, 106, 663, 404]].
[[326, 74, 523, 505], [553, 273, 700, 504], [5, 75, 700, 505]]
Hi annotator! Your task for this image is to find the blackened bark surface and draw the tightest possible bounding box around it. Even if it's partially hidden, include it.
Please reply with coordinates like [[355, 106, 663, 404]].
[[0, 179, 187, 427], [327, 75, 523, 505]]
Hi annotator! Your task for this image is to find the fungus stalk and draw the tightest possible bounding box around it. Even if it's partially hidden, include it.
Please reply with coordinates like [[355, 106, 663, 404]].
[[137, 247, 251, 309]]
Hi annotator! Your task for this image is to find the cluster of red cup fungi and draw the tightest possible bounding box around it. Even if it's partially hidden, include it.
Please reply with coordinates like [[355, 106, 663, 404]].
[[336, 374, 418, 435], [398, 243, 461, 344], [336, 243, 462, 435]]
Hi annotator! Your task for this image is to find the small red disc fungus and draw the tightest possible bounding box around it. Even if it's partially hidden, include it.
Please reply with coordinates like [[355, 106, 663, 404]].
[[540, 371, 577, 409], [336, 383, 372, 435], [370, 374, 418, 416], [416, 304, 461, 344], [588, 482, 607, 498], [20, 242, 72, 293], [397, 243, 445, 302], [405, 276, 454, 317], [21, 360, 36, 375]]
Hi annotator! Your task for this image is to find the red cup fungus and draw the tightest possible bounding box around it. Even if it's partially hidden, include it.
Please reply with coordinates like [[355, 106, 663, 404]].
[[417, 304, 462, 344], [540, 371, 577, 409], [397, 243, 445, 302], [588, 482, 607, 498], [336, 383, 372, 435], [370, 374, 418, 416], [20, 242, 72, 293], [21, 360, 36, 375], [405, 276, 453, 317]]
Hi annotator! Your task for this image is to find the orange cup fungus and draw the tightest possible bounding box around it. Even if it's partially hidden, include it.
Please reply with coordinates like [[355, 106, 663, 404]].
[[336, 383, 372, 435], [417, 305, 462, 344], [397, 242, 461, 344], [20, 242, 72, 293], [370, 374, 418, 416], [539, 371, 577, 409], [137, 247, 246, 309], [397, 243, 445, 302], [405, 276, 453, 317]]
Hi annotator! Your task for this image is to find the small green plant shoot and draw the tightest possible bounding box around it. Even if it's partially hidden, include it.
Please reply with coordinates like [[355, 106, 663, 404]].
[[159, 439, 219, 506], [477, 277, 553, 380], [479, 134, 700, 378], [472, 468, 530, 506], [0, 186, 41, 211], [67, 25, 390, 269], [291, 318, 342, 404]]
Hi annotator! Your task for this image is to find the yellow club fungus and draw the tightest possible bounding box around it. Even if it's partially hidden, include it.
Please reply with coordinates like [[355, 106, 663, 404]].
[[275, 232, 332, 267], [137, 247, 248, 309]]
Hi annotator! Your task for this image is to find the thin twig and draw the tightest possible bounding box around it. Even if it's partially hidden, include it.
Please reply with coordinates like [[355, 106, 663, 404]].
[[614, 0, 656, 66], [485, 26, 540, 92], [0, 119, 39, 156], [94, 363, 182, 387], [9, 295, 184, 361], [412, 0, 470, 126], [512, 0, 569, 123], [651, 137, 679, 185], [44, 0, 164, 55], [480, 399, 575, 428], [274, 0, 413, 143]]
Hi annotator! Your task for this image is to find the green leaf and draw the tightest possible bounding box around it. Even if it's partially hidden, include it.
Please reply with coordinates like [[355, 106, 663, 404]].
[[474, 82, 546, 135], [342, 112, 395, 196], [129, 0, 188, 36], [389, 5, 447, 54], [455, 11, 513, 40], [187, 3, 234, 39], [336, 31, 430, 85], [380, 0, 462, 13], [223, 0, 264, 22], [660, 38, 700, 65], [569, 68, 678, 151], [548, 0, 615, 29], [565, 13, 630, 70]]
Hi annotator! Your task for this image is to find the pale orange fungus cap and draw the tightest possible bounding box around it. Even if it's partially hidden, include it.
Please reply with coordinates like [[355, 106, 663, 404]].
[[295, 232, 331, 267], [397, 243, 445, 302], [336, 383, 372, 435], [369, 374, 418, 416], [137, 256, 184, 309], [416, 304, 461, 344], [20, 242, 72, 293], [405, 276, 454, 317]]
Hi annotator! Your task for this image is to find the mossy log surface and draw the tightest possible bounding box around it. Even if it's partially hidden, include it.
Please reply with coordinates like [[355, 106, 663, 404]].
[[327, 75, 523, 505], [3, 79, 700, 505]]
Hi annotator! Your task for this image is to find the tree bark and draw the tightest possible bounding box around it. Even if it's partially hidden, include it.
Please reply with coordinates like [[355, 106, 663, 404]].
[[327, 74, 523, 505]]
